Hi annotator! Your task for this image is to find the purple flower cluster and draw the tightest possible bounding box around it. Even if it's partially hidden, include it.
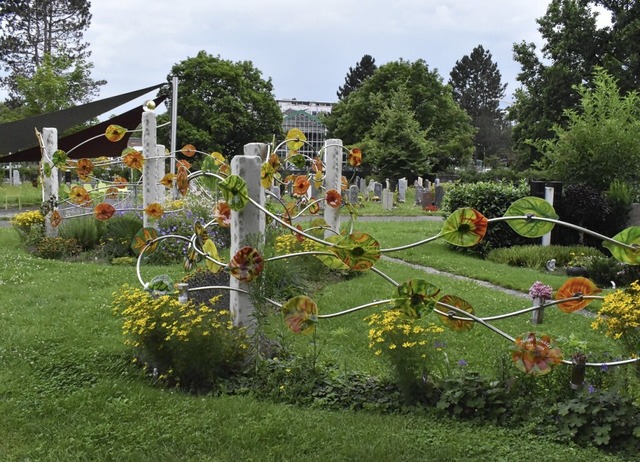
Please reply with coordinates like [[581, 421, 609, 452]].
[[528, 281, 553, 300]]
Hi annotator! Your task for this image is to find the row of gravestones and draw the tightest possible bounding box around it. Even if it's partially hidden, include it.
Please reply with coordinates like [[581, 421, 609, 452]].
[[267, 176, 445, 210]]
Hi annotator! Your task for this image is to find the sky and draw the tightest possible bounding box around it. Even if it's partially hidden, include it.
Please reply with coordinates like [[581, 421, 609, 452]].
[[7, 1, 613, 115]]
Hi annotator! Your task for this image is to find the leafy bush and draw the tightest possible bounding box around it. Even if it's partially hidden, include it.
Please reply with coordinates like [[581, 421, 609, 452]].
[[58, 216, 106, 250], [112, 285, 249, 392], [554, 390, 640, 447], [442, 181, 531, 255], [33, 236, 82, 259], [487, 245, 604, 270], [436, 371, 509, 422], [11, 209, 44, 241], [100, 213, 143, 259]]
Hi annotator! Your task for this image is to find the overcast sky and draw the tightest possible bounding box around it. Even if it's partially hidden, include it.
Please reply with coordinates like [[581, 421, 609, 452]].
[[11, 1, 614, 115]]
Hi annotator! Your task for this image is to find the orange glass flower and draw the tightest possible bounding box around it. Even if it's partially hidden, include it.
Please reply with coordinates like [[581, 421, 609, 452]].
[[293, 175, 310, 196], [69, 185, 91, 205], [160, 173, 176, 189], [181, 144, 196, 157], [326, 189, 342, 208], [176, 166, 189, 196], [75, 158, 94, 181], [114, 176, 128, 187], [555, 277, 602, 313], [50, 209, 62, 228], [144, 202, 164, 219], [213, 201, 231, 227], [348, 147, 362, 167], [177, 159, 192, 170], [122, 148, 144, 170], [511, 333, 563, 375], [94, 203, 115, 220], [228, 246, 264, 282]]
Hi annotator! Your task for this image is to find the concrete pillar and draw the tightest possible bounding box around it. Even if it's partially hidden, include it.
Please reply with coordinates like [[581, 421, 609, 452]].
[[323, 138, 342, 237], [142, 111, 164, 228], [42, 128, 59, 237], [229, 143, 266, 332], [542, 186, 554, 246]]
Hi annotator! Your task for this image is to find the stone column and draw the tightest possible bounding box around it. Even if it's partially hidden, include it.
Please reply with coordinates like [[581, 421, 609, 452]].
[[42, 128, 59, 237], [230, 143, 266, 333], [142, 111, 164, 228], [323, 138, 342, 237]]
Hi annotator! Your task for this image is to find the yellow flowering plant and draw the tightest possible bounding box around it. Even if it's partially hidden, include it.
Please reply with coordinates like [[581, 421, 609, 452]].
[[11, 209, 45, 240], [592, 281, 640, 360], [112, 285, 249, 391], [366, 308, 445, 400]]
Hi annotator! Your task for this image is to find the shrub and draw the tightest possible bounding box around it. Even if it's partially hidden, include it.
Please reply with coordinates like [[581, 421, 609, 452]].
[[112, 285, 249, 392], [554, 390, 640, 448], [442, 180, 531, 255], [33, 236, 82, 259], [100, 213, 143, 259], [487, 245, 604, 270], [592, 281, 640, 359], [58, 216, 106, 251], [366, 309, 445, 402], [11, 209, 44, 241], [436, 371, 509, 422]]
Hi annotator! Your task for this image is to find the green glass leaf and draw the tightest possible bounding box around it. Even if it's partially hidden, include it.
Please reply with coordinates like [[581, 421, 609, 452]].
[[331, 232, 380, 271], [42, 162, 52, 178], [393, 279, 441, 319], [288, 153, 305, 169], [147, 274, 174, 294], [604, 226, 640, 264], [315, 234, 349, 270], [131, 227, 158, 256], [282, 295, 318, 335], [200, 155, 220, 191], [504, 196, 558, 238], [52, 149, 68, 168], [218, 174, 249, 211], [440, 208, 488, 247], [437, 295, 475, 332]]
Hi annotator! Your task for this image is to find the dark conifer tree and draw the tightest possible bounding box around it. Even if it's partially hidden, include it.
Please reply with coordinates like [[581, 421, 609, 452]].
[[337, 54, 377, 100]]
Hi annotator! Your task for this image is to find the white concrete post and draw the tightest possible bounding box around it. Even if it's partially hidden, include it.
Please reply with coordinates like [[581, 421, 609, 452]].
[[42, 128, 59, 237], [542, 186, 555, 246], [142, 111, 162, 228], [323, 138, 342, 237], [230, 143, 266, 333]]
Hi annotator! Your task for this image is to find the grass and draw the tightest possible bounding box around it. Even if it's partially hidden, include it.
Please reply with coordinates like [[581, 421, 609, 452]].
[[0, 223, 635, 461], [0, 182, 42, 209]]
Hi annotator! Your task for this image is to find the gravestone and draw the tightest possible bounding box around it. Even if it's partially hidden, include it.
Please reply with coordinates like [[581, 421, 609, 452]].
[[373, 182, 383, 199], [425, 179, 431, 191], [382, 189, 394, 210], [348, 184, 359, 204], [398, 178, 407, 203], [359, 177, 367, 193], [423, 189, 435, 207], [270, 185, 281, 200], [12, 169, 21, 186], [435, 185, 445, 206], [415, 185, 424, 205], [417, 177, 423, 187]]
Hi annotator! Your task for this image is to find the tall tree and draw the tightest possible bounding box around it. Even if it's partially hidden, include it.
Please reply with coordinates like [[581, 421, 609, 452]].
[[0, 0, 103, 105], [326, 59, 474, 173], [158, 51, 283, 157], [336, 54, 377, 100], [364, 87, 437, 182], [449, 45, 511, 165]]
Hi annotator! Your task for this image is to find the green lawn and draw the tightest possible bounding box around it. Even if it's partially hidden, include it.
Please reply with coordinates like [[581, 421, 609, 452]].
[[0, 225, 635, 461]]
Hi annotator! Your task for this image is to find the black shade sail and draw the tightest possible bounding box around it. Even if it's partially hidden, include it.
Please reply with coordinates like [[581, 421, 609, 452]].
[[0, 83, 166, 158], [0, 95, 167, 163]]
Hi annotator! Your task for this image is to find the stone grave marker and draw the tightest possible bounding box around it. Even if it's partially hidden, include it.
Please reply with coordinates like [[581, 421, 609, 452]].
[[382, 188, 394, 210], [359, 177, 367, 193], [12, 169, 21, 186], [415, 185, 424, 205], [373, 182, 383, 199], [348, 184, 359, 204], [398, 178, 407, 203], [270, 185, 281, 200], [435, 185, 445, 206], [423, 189, 435, 208]]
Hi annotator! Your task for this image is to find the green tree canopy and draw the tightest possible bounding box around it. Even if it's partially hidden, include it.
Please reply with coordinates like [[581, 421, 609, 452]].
[[158, 51, 283, 157], [449, 45, 512, 165], [364, 88, 436, 182], [538, 68, 640, 192], [337, 54, 377, 100], [0, 0, 103, 106], [325, 59, 474, 173]]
